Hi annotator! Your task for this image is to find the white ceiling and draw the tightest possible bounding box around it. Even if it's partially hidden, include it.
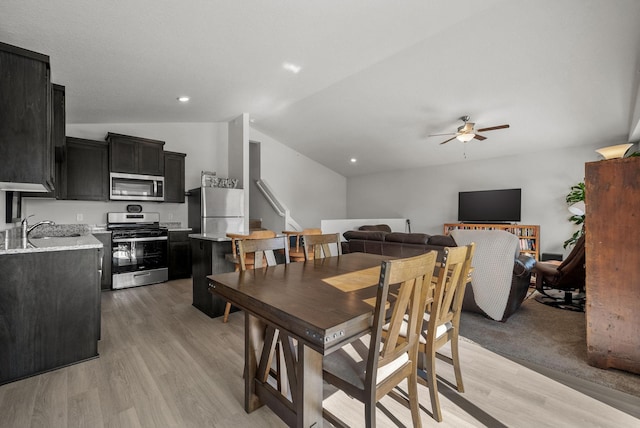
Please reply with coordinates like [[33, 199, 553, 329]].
[[2, 0, 640, 177]]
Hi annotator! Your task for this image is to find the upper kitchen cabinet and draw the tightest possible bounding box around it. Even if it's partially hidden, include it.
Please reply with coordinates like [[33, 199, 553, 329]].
[[0, 42, 54, 192], [107, 133, 165, 176], [65, 137, 109, 201], [164, 151, 186, 203], [28, 83, 66, 199]]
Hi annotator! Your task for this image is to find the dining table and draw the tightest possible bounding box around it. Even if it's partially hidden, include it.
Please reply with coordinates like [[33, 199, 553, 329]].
[[207, 252, 391, 428]]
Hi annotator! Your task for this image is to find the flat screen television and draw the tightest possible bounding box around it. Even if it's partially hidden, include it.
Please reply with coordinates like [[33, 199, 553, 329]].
[[458, 188, 521, 223]]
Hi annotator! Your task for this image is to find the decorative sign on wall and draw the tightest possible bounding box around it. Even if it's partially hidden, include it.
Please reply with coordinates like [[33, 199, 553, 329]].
[[201, 171, 238, 188]]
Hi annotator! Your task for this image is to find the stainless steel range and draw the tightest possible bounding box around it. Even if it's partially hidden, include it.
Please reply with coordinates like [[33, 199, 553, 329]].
[[107, 212, 168, 289]]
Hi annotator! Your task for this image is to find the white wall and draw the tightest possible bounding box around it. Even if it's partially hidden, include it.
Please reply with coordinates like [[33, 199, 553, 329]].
[[21, 122, 228, 226], [347, 143, 603, 257], [228, 114, 250, 232], [250, 128, 347, 229]]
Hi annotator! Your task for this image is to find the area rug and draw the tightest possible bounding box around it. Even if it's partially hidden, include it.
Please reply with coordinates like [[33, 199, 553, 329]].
[[459, 294, 640, 398]]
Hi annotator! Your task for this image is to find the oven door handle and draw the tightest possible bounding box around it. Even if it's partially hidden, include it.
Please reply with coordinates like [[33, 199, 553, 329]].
[[113, 236, 168, 243]]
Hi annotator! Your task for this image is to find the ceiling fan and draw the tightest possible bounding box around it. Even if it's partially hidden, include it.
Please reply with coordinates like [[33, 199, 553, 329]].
[[430, 116, 510, 145]]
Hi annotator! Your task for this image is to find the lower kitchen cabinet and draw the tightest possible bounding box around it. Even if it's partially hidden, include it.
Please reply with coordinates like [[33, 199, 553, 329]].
[[190, 237, 234, 317], [168, 230, 191, 279], [65, 137, 109, 201], [93, 232, 113, 290], [0, 247, 101, 385]]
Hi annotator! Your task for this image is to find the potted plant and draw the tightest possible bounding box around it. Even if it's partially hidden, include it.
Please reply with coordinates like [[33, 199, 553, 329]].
[[564, 182, 585, 248]]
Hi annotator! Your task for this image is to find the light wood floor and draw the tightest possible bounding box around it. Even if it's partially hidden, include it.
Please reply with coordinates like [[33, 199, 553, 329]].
[[1, 278, 638, 427]]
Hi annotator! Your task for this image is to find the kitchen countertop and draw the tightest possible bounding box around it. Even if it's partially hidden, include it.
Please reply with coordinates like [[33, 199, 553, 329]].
[[188, 233, 231, 242], [1, 234, 103, 255]]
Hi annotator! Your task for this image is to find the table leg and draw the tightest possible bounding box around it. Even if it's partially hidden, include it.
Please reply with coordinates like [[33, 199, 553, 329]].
[[245, 312, 264, 412], [297, 343, 324, 427]]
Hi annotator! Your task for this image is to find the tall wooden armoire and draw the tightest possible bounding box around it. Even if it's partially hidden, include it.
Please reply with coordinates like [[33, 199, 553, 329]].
[[585, 156, 640, 374]]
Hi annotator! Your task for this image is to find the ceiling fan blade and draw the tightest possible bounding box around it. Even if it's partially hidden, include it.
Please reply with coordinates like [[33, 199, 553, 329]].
[[474, 134, 487, 141], [428, 132, 456, 137], [439, 136, 458, 145], [476, 124, 510, 132]]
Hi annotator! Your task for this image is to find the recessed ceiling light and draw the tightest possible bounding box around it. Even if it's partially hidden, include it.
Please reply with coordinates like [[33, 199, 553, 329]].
[[350, 158, 357, 163], [177, 96, 190, 102], [282, 62, 302, 74]]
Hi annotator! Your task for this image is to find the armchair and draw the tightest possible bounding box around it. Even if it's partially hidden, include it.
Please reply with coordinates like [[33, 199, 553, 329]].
[[450, 229, 534, 321], [533, 234, 586, 312]]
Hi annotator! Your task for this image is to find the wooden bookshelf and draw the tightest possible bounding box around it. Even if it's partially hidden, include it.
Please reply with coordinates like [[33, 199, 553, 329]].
[[444, 223, 540, 261]]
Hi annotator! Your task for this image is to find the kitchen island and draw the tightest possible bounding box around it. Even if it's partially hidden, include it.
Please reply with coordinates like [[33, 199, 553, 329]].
[[0, 230, 102, 385], [189, 233, 235, 318]]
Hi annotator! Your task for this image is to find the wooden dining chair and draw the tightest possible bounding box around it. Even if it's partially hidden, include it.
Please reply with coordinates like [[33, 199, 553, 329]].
[[302, 232, 341, 260], [238, 236, 290, 270], [223, 230, 276, 323], [283, 228, 322, 262], [393, 243, 475, 422], [322, 251, 438, 428], [238, 236, 291, 392]]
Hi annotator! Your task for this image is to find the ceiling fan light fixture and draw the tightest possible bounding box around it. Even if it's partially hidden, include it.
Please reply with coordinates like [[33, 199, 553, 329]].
[[456, 133, 475, 142]]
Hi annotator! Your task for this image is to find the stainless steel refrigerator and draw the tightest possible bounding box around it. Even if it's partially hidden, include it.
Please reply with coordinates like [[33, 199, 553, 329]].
[[188, 187, 245, 235]]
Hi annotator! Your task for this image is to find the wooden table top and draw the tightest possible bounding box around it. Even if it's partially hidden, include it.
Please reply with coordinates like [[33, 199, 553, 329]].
[[208, 252, 390, 354]]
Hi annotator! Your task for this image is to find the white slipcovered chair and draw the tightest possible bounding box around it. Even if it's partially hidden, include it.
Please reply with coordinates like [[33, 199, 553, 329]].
[[450, 229, 532, 321]]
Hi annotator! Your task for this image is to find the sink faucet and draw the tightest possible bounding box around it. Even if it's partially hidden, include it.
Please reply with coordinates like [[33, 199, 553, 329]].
[[21, 215, 56, 240]]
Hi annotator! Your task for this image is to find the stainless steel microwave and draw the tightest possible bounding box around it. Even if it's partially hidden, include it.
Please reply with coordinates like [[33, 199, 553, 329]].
[[110, 172, 164, 201]]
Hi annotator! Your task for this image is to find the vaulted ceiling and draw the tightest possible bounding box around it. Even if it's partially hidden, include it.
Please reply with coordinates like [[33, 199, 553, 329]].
[[2, 0, 639, 176]]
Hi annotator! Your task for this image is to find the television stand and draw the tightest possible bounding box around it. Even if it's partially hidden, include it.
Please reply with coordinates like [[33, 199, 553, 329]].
[[444, 223, 540, 261]]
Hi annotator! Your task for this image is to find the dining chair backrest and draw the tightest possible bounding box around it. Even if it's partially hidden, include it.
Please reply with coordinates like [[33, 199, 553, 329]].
[[428, 244, 474, 340], [417, 243, 475, 423], [238, 236, 290, 270], [302, 233, 342, 260], [322, 251, 438, 427], [228, 229, 276, 257], [373, 251, 438, 376]]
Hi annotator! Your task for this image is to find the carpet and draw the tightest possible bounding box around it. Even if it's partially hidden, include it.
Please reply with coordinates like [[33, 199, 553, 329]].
[[459, 293, 640, 398]]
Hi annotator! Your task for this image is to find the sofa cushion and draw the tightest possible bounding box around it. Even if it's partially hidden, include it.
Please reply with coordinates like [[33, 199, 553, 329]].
[[428, 235, 457, 247], [385, 232, 430, 245], [358, 224, 392, 233], [343, 230, 387, 241]]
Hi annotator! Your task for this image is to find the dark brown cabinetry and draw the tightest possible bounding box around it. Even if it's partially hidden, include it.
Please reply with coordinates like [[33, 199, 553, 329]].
[[65, 138, 109, 201], [164, 151, 186, 203], [585, 156, 640, 374], [168, 230, 192, 279], [0, 248, 100, 385], [0, 42, 54, 192], [94, 232, 113, 290], [107, 133, 165, 176], [29, 84, 66, 199], [190, 237, 234, 317]]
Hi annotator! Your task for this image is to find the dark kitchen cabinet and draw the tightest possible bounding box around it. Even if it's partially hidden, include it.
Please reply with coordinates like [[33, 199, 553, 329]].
[[168, 230, 192, 279], [0, 247, 100, 385], [94, 232, 113, 290], [65, 137, 109, 201], [107, 133, 165, 176], [28, 83, 66, 199], [164, 151, 186, 203], [0, 42, 54, 192], [190, 237, 234, 318]]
